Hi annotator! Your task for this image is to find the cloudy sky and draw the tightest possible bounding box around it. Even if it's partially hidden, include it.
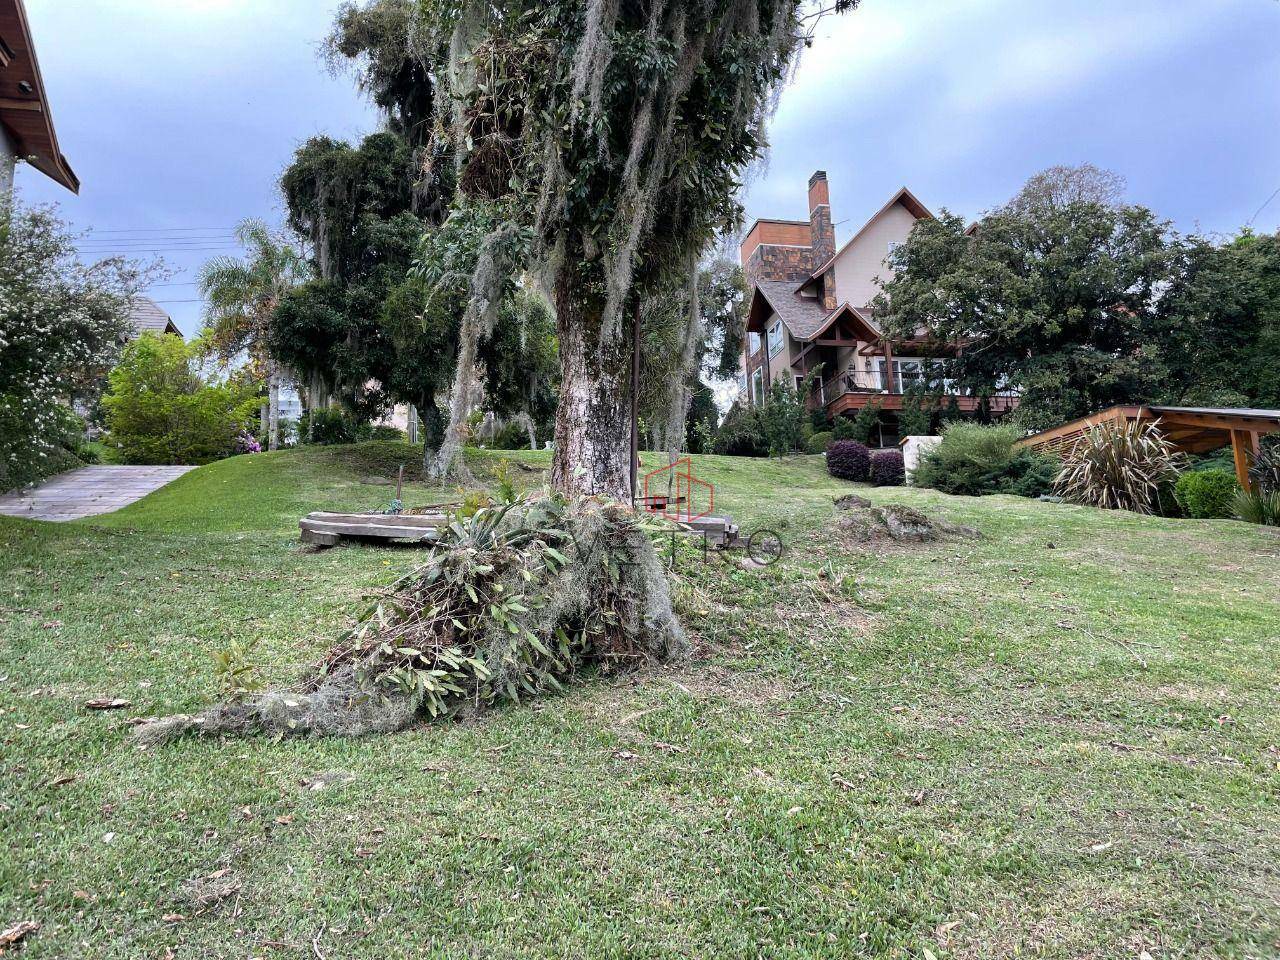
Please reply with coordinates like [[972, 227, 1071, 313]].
[[19, 0, 1280, 338]]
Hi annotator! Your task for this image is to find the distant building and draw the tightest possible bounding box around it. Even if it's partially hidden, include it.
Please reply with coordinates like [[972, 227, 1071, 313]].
[[0, 0, 78, 195], [740, 170, 1016, 443], [126, 296, 183, 339]]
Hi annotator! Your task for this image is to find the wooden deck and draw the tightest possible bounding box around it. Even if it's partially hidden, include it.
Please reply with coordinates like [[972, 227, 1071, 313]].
[[825, 391, 1018, 418]]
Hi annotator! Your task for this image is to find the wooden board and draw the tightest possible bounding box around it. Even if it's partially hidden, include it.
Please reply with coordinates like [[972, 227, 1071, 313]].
[[300, 511, 442, 548]]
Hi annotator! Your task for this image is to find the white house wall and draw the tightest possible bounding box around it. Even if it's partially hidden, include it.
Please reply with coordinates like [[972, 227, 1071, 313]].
[[831, 201, 920, 310]]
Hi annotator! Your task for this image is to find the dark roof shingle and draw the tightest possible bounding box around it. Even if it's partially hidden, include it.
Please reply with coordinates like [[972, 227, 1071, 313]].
[[127, 297, 181, 337], [755, 279, 829, 341]]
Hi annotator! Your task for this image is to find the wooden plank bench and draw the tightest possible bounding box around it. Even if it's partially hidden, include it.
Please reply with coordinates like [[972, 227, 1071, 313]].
[[299, 511, 447, 548]]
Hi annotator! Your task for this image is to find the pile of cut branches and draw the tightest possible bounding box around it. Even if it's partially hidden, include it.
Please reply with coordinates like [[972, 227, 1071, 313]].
[[136, 498, 686, 745]]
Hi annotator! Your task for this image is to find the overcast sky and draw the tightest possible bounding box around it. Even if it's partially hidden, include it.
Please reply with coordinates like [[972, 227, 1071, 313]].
[[19, 0, 1280, 338]]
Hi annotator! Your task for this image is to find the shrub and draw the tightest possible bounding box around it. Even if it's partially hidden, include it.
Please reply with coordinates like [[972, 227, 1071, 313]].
[[913, 423, 1055, 498], [103, 334, 259, 465], [1235, 488, 1280, 526], [300, 407, 362, 445], [759, 377, 811, 456], [370, 424, 407, 442], [832, 416, 856, 441], [806, 431, 833, 454], [712, 403, 768, 457], [1174, 469, 1239, 519], [1001, 449, 1060, 499], [849, 401, 882, 444], [899, 387, 933, 437], [1, 201, 141, 491], [826, 440, 871, 481], [869, 449, 905, 486], [1055, 421, 1183, 513], [489, 420, 536, 450], [1249, 441, 1280, 495]]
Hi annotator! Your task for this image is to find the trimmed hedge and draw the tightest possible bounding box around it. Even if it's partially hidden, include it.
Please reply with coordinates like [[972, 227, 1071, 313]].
[[913, 423, 1057, 498], [826, 440, 871, 481], [1174, 469, 1239, 519], [806, 431, 833, 455], [870, 449, 905, 486]]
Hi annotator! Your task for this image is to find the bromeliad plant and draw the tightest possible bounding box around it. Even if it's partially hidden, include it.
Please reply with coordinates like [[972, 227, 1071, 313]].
[[1055, 419, 1184, 514], [137, 496, 686, 744]]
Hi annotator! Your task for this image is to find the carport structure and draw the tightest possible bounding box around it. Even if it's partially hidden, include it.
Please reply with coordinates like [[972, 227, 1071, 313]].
[[1018, 405, 1280, 492]]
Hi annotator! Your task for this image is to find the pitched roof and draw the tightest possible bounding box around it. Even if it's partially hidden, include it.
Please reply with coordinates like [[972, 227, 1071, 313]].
[[127, 296, 182, 337], [0, 0, 78, 192], [805, 303, 885, 344], [797, 186, 933, 294], [752, 279, 829, 340]]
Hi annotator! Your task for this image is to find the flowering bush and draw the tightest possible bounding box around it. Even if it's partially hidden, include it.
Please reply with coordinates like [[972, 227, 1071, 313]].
[[0, 201, 145, 491], [234, 431, 263, 454], [826, 440, 871, 481]]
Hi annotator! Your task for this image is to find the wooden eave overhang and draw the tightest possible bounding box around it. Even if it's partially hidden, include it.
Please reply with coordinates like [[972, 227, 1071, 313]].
[[0, 0, 78, 193], [1017, 404, 1280, 490]]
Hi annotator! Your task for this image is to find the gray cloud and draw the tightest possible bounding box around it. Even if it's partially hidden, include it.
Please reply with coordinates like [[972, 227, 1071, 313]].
[[17, 0, 1280, 338]]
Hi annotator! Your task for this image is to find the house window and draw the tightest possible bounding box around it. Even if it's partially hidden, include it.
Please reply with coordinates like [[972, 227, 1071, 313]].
[[751, 368, 764, 405], [876, 357, 947, 392], [767, 320, 784, 358], [748, 332, 762, 355]]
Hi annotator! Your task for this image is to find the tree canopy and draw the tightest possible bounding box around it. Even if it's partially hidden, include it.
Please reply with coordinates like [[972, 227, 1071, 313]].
[[1155, 230, 1280, 408], [409, 0, 855, 494], [198, 220, 308, 449], [873, 169, 1177, 430]]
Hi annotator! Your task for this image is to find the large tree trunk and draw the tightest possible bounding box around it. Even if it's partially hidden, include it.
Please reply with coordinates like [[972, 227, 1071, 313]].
[[267, 362, 281, 452], [551, 279, 632, 501], [418, 399, 444, 476]]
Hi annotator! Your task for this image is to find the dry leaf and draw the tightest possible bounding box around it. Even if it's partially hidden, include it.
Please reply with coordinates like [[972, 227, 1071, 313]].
[[0, 921, 40, 951]]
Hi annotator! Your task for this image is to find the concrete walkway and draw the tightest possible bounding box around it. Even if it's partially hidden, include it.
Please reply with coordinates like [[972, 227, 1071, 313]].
[[0, 465, 196, 522]]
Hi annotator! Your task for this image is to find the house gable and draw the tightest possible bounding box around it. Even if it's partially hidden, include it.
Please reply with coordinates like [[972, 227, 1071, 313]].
[[800, 187, 933, 311]]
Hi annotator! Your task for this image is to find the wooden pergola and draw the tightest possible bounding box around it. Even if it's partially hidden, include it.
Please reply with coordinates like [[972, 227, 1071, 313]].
[[1018, 405, 1280, 491]]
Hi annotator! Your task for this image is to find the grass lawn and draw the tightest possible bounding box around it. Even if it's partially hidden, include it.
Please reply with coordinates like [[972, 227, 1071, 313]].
[[2, 443, 1278, 959]]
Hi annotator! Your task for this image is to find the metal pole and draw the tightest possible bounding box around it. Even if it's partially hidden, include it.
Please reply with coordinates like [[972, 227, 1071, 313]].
[[630, 300, 641, 504]]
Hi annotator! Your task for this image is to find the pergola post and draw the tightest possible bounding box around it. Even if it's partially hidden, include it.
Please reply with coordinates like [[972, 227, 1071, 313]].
[[1230, 429, 1260, 492]]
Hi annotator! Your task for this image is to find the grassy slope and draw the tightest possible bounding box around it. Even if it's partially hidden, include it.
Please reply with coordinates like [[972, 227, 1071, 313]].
[[2, 444, 1278, 959]]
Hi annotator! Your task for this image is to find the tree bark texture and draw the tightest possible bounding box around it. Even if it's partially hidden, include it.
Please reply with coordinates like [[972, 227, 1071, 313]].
[[267, 361, 281, 451], [551, 276, 632, 501]]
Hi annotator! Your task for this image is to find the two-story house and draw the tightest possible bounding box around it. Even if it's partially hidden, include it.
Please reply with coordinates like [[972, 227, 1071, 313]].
[[739, 170, 1015, 442]]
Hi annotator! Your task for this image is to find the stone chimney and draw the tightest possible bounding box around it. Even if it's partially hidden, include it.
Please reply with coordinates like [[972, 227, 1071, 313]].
[[808, 170, 836, 268], [808, 171, 838, 310]]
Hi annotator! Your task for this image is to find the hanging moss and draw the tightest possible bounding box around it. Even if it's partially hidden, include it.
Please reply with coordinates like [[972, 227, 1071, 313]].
[[408, 0, 858, 486]]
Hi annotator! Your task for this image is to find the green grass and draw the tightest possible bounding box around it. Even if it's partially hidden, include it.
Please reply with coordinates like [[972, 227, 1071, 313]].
[[3, 444, 1278, 958]]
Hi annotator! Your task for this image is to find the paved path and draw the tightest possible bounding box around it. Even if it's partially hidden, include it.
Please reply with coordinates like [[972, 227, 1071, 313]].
[[0, 465, 196, 522]]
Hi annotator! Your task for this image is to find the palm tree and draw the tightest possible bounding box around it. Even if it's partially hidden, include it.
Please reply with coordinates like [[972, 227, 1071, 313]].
[[198, 220, 310, 450]]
